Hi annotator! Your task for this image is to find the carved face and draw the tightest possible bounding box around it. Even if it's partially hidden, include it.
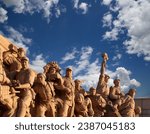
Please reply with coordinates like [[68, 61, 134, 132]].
[[104, 75, 109, 83], [8, 44, 14, 51], [49, 67, 56, 74], [43, 65, 49, 73], [18, 50, 25, 58], [128, 90, 136, 98], [66, 70, 72, 78], [75, 80, 81, 88], [76, 93, 84, 103], [21, 60, 29, 69], [37, 74, 45, 84], [90, 89, 96, 96], [102, 53, 109, 60], [114, 79, 120, 86]]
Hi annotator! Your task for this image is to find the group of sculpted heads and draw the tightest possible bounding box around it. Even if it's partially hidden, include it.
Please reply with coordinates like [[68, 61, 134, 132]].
[[0, 44, 141, 117]]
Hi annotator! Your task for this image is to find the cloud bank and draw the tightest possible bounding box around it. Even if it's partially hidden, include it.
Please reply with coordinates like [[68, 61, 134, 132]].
[[102, 0, 150, 61]]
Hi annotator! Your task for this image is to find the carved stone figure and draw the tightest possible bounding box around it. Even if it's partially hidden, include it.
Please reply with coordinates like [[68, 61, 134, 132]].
[[58, 68, 75, 117], [88, 87, 106, 117], [0, 38, 142, 117], [104, 100, 122, 117], [75, 93, 94, 117], [0, 57, 18, 117], [12, 57, 36, 117], [135, 106, 141, 117], [75, 79, 87, 96], [17, 48, 26, 60], [33, 73, 55, 117], [96, 53, 110, 99], [3, 45, 25, 73], [109, 79, 124, 105], [119, 88, 136, 117]]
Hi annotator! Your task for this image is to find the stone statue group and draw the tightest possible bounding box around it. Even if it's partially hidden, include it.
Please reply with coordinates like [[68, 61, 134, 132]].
[[0, 44, 141, 117]]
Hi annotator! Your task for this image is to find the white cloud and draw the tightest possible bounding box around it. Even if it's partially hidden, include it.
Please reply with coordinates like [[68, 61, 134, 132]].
[[107, 67, 141, 91], [78, 2, 89, 14], [73, 0, 79, 9], [112, 53, 122, 67], [102, 12, 112, 27], [80, 46, 93, 60], [102, 0, 112, 5], [113, 53, 122, 61], [75, 65, 141, 92], [130, 79, 141, 88], [4, 26, 32, 50], [43, 0, 60, 23], [0, 7, 8, 23], [73, 46, 93, 75], [75, 58, 100, 89], [30, 54, 47, 73], [62, 46, 140, 91], [103, 28, 119, 40], [103, 0, 150, 61], [3, 0, 25, 13], [2, 0, 61, 23], [60, 48, 78, 64], [73, 0, 89, 14]]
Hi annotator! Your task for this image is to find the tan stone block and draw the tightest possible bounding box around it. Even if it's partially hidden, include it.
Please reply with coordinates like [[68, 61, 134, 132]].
[[135, 99, 142, 107], [142, 110, 150, 115], [142, 99, 150, 109]]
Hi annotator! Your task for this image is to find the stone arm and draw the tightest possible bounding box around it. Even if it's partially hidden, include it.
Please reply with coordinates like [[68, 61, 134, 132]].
[[119, 96, 132, 111], [54, 83, 71, 93], [100, 59, 106, 76], [98, 96, 106, 108], [96, 60, 106, 90], [0, 69, 12, 85], [54, 77, 73, 93], [15, 83, 31, 89], [32, 84, 38, 93], [86, 98, 94, 116], [56, 73, 64, 85], [4, 77, 11, 85], [15, 69, 35, 89], [119, 102, 130, 111], [74, 105, 88, 117], [0, 98, 12, 110]]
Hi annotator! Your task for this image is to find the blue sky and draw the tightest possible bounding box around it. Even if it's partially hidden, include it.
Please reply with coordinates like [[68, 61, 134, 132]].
[[0, 0, 150, 97]]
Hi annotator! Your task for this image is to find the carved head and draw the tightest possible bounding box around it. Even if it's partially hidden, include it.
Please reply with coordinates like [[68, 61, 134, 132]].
[[89, 87, 96, 96], [66, 67, 72, 78], [114, 79, 120, 86], [8, 44, 18, 53], [18, 47, 26, 58], [49, 66, 57, 74], [104, 74, 110, 83], [75, 79, 82, 87], [8, 44, 14, 51], [75, 93, 84, 103], [21, 57, 29, 69], [47, 61, 61, 73], [102, 53, 109, 60], [43, 64, 50, 74], [128, 88, 136, 98], [37, 73, 46, 84]]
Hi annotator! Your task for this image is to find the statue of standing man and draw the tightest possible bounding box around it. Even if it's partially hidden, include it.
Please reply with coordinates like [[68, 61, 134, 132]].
[[12, 57, 36, 117]]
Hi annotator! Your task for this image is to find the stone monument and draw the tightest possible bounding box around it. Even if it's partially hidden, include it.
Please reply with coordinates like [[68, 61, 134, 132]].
[[0, 34, 141, 117]]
